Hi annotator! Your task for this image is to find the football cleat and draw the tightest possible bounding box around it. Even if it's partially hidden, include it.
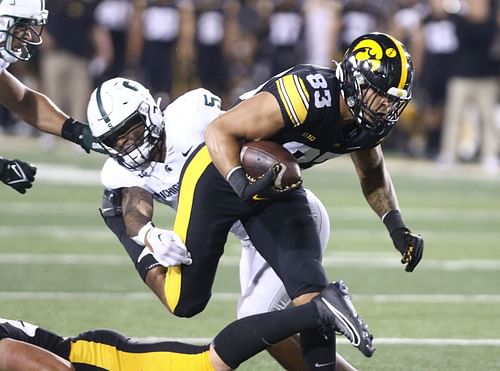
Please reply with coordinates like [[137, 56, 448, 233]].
[[313, 281, 375, 357]]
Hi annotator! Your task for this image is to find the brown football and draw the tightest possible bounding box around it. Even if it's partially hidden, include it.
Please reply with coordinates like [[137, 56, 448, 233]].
[[240, 140, 302, 188]]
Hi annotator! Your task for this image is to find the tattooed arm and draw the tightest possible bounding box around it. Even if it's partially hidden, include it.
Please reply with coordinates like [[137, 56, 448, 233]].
[[350, 146, 400, 218], [121, 186, 192, 267], [121, 186, 154, 237], [351, 146, 424, 272]]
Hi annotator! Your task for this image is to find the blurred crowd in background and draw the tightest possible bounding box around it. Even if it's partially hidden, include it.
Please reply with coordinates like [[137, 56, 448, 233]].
[[1, 0, 499, 173]]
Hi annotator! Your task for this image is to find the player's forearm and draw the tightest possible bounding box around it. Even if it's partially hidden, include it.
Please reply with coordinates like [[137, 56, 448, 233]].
[[19, 89, 68, 136], [205, 122, 242, 178], [360, 166, 400, 218], [121, 187, 154, 237]]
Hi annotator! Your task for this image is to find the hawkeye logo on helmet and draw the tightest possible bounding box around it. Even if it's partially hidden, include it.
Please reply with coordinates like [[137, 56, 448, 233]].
[[353, 39, 395, 72]]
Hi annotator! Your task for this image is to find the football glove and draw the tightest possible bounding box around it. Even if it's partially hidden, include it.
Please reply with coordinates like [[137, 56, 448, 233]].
[[147, 228, 193, 267], [61, 118, 106, 154], [383, 210, 424, 272], [140, 224, 192, 267], [227, 164, 289, 201], [0, 158, 36, 194], [390, 228, 424, 272]]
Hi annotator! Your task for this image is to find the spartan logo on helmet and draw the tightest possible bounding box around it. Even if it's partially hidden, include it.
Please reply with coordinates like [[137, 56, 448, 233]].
[[0, 0, 48, 63], [340, 32, 414, 136]]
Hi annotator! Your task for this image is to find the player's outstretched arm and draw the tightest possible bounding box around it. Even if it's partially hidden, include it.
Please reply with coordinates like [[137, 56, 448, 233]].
[[351, 146, 424, 272], [0, 70, 96, 153]]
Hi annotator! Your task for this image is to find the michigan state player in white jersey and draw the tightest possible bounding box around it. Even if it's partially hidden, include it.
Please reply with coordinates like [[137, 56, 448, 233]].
[[87, 77, 359, 371]]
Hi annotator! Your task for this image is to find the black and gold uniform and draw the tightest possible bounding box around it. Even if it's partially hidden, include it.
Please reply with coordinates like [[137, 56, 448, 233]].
[[0, 318, 213, 371], [166, 144, 327, 317], [165, 34, 414, 317], [241, 63, 391, 169]]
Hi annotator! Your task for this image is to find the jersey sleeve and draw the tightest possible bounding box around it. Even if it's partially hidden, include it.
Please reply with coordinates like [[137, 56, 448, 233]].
[[100, 158, 144, 189], [165, 88, 223, 141], [261, 68, 314, 129], [0, 324, 9, 340], [0, 319, 37, 341], [260, 65, 335, 131]]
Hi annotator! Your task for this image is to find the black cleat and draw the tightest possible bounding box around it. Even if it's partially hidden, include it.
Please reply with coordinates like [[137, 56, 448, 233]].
[[313, 281, 375, 357]]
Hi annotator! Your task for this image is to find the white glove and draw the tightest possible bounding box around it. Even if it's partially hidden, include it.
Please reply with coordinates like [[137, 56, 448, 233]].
[[145, 227, 192, 267]]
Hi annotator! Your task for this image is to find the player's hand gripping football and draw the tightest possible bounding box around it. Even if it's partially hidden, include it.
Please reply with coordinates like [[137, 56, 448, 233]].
[[227, 163, 302, 200], [145, 228, 193, 267], [0, 158, 37, 194], [390, 228, 424, 272], [227, 164, 286, 200]]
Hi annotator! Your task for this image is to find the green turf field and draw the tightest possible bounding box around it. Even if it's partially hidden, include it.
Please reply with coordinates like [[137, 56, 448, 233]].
[[1, 137, 500, 370]]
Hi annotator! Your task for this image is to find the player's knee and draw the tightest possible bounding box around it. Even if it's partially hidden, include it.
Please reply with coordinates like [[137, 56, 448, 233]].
[[171, 297, 210, 318]]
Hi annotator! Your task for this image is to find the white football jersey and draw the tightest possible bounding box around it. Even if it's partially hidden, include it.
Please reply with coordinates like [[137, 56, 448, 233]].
[[100, 88, 223, 209], [0, 59, 9, 71]]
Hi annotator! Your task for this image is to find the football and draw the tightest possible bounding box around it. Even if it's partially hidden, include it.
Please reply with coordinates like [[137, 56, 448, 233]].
[[240, 140, 302, 188]]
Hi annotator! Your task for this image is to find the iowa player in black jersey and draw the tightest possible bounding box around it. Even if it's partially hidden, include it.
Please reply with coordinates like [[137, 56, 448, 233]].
[[86, 37, 402, 371], [198, 32, 423, 369], [205, 32, 424, 272], [0, 285, 354, 371]]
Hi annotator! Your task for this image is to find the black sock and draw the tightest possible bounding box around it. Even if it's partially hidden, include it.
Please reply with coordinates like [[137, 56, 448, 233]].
[[212, 302, 322, 369], [300, 326, 336, 370]]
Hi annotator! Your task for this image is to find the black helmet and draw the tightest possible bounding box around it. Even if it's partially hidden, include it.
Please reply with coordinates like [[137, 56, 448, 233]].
[[340, 32, 414, 135]]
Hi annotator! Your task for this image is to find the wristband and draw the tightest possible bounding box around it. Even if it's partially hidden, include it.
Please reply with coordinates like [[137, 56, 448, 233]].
[[382, 210, 406, 234], [131, 221, 154, 246], [226, 166, 243, 181], [226, 166, 247, 197], [61, 117, 85, 145]]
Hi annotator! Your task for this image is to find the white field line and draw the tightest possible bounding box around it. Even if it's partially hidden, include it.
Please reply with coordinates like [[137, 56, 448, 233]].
[[1, 292, 500, 303], [139, 337, 500, 347], [0, 227, 112, 240], [1, 226, 499, 243], [35, 163, 100, 185], [31, 159, 500, 184], [1, 253, 500, 271], [6, 203, 500, 223]]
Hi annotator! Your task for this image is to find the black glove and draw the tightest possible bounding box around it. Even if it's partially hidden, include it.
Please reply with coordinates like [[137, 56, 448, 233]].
[[61, 118, 106, 154], [0, 158, 37, 194], [227, 165, 281, 201], [383, 210, 424, 272]]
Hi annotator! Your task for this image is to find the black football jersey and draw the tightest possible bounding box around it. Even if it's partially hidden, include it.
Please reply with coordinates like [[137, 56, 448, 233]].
[[241, 64, 389, 169]]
